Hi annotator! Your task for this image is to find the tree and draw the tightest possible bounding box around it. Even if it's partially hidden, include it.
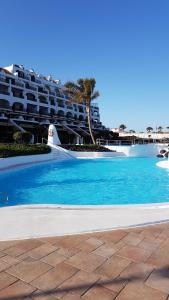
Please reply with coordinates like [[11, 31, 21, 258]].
[[129, 129, 136, 133], [13, 131, 23, 143], [119, 124, 126, 131], [146, 127, 153, 132], [64, 78, 99, 144], [166, 126, 169, 131], [13, 131, 32, 144], [158, 126, 163, 132]]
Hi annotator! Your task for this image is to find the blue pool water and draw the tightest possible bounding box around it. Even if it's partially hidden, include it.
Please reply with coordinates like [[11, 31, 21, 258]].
[[0, 158, 169, 207]]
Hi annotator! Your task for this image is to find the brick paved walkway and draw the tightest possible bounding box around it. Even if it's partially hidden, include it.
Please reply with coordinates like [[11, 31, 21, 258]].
[[0, 223, 169, 299]]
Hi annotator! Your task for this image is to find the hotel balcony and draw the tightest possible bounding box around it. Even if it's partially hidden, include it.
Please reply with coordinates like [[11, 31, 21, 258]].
[[38, 87, 48, 94], [49, 91, 55, 96], [0, 75, 10, 84], [25, 83, 37, 91], [39, 107, 49, 115], [0, 99, 11, 110], [12, 88, 24, 99], [27, 104, 38, 114], [66, 105, 73, 110], [57, 100, 65, 108], [49, 97, 55, 106], [0, 84, 10, 95], [26, 93, 37, 101], [11, 78, 24, 88], [12, 102, 24, 112], [39, 95, 48, 104], [78, 105, 84, 113]]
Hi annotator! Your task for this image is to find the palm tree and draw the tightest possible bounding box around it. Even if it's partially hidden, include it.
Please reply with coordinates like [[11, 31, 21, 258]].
[[64, 78, 99, 144], [158, 126, 163, 132], [119, 124, 126, 132], [129, 129, 136, 133], [146, 127, 153, 132]]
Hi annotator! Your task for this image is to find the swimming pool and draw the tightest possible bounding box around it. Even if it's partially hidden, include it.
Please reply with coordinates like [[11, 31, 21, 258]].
[[0, 157, 169, 207]]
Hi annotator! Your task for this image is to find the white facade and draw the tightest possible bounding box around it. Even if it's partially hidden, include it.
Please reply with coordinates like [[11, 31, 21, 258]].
[[105, 143, 168, 157], [116, 131, 169, 140], [0, 64, 104, 134]]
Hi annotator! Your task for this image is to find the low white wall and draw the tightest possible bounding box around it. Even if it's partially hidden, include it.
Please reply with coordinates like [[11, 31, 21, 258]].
[[70, 151, 125, 158], [0, 148, 124, 171], [105, 144, 168, 157], [0, 152, 55, 171]]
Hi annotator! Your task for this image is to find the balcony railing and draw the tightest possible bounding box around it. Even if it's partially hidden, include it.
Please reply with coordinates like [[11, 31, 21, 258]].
[[13, 93, 24, 99], [49, 91, 55, 96], [14, 81, 24, 88], [38, 87, 48, 94], [0, 90, 10, 95], [39, 99, 49, 104], [25, 84, 37, 91], [58, 103, 65, 108]]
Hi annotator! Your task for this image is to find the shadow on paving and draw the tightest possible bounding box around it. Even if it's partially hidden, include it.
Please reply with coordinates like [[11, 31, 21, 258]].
[[2, 265, 169, 300]]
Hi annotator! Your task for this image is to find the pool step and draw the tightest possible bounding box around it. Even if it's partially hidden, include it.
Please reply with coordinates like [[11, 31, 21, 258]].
[[51, 146, 75, 161]]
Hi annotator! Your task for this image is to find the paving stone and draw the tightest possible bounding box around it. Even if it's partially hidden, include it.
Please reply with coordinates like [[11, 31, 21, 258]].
[[0, 261, 10, 272], [41, 250, 67, 266], [16, 239, 44, 251], [67, 252, 107, 272], [0, 252, 6, 258], [121, 232, 144, 246], [3, 245, 30, 257], [0, 280, 36, 300], [56, 247, 80, 258], [31, 289, 58, 299], [119, 262, 153, 282], [82, 285, 117, 300], [26, 243, 57, 259], [6, 259, 52, 283], [115, 282, 167, 300], [31, 262, 78, 291], [75, 237, 104, 253], [140, 227, 162, 239], [117, 245, 152, 262], [96, 255, 131, 278], [99, 276, 127, 294], [0, 254, 20, 266], [3, 239, 44, 258], [0, 240, 19, 251], [99, 230, 128, 243], [147, 244, 169, 268], [146, 267, 169, 294], [56, 270, 100, 297], [62, 293, 82, 300], [138, 237, 161, 251], [54, 235, 88, 249], [92, 243, 117, 258], [0, 224, 169, 300], [0, 271, 18, 291]]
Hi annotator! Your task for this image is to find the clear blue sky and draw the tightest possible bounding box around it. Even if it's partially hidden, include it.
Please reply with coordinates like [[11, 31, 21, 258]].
[[1, 0, 169, 131]]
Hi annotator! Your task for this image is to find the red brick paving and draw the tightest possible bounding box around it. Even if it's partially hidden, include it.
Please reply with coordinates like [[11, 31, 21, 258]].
[[0, 223, 169, 299]]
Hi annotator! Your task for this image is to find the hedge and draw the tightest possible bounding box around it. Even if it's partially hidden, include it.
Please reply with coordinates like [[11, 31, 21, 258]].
[[0, 144, 51, 158], [60, 144, 114, 152]]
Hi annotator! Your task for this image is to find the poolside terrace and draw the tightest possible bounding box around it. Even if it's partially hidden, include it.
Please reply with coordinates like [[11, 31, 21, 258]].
[[0, 222, 169, 299]]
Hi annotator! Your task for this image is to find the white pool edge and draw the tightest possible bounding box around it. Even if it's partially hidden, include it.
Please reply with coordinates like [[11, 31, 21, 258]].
[[0, 203, 169, 241]]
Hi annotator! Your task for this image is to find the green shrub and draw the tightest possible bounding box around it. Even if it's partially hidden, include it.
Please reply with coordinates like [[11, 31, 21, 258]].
[[13, 131, 23, 143], [60, 144, 114, 152], [0, 144, 51, 158], [13, 131, 32, 144]]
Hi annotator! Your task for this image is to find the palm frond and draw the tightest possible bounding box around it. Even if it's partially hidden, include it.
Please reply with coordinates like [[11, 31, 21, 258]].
[[91, 91, 100, 100]]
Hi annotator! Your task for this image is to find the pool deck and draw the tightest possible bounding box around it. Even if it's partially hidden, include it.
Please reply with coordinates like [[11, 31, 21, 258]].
[[0, 222, 169, 299], [0, 203, 169, 240]]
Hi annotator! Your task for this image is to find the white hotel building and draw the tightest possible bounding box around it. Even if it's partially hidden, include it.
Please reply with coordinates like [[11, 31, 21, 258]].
[[0, 64, 105, 143]]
